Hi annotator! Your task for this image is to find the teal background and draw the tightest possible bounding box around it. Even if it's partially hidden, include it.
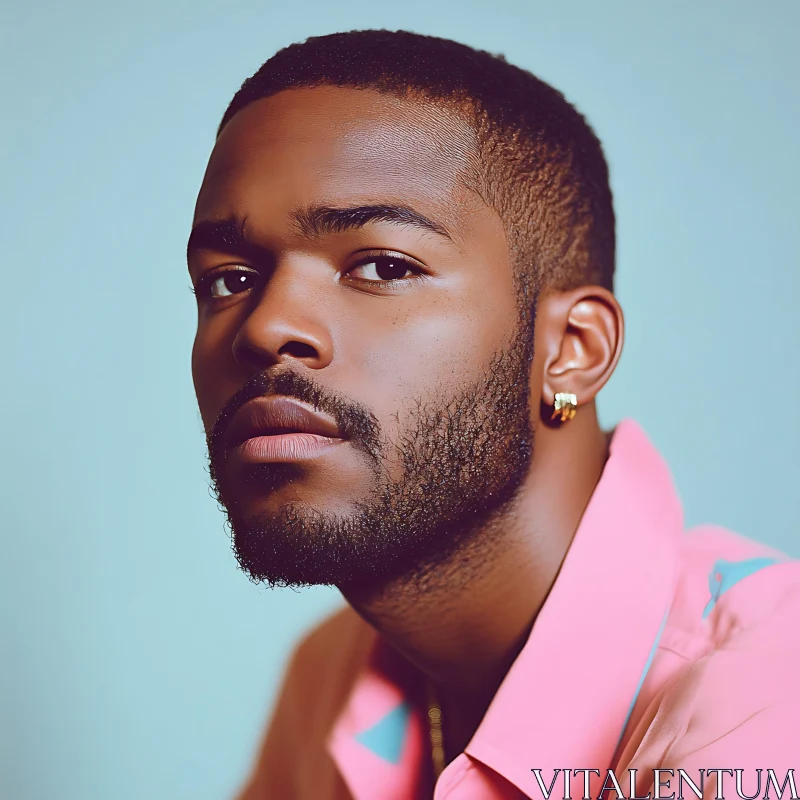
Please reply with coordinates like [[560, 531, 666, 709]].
[[1, 1, 798, 797]]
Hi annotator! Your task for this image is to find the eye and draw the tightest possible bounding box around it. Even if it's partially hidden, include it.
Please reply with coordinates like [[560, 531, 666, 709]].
[[195, 268, 258, 299], [348, 255, 421, 283]]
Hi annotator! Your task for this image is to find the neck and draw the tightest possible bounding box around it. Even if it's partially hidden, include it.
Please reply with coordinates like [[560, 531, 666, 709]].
[[340, 407, 611, 754]]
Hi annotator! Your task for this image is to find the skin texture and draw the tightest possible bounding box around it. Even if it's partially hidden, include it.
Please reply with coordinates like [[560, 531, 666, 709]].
[[189, 86, 624, 775]]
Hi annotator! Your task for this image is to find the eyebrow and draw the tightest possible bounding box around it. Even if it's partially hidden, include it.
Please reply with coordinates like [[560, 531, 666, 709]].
[[290, 203, 453, 241], [187, 217, 256, 261], [187, 203, 452, 260]]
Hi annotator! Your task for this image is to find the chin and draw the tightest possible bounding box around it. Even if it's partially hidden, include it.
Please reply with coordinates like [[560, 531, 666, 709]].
[[222, 471, 366, 525]]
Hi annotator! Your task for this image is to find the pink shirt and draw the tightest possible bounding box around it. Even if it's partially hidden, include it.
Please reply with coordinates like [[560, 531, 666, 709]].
[[235, 419, 800, 799]]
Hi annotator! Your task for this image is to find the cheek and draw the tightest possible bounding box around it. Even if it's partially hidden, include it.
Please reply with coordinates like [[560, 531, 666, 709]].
[[190, 335, 215, 431], [345, 294, 517, 438], [190, 325, 239, 432]]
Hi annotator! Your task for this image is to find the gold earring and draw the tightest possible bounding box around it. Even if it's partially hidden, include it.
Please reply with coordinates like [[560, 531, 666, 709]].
[[551, 392, 578, 422]]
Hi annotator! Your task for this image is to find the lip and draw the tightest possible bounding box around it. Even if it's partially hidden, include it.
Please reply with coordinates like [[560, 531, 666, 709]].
[[226, 396, 343, 464], [236, 432, 339, 463]]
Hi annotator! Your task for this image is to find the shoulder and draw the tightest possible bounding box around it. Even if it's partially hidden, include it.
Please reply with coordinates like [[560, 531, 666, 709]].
[[290, 603, 374, 668], [666, 524, 797, 643], [234, 605, 375, 799], [282, 604, 377, 722], [629, 526, 800, 774]]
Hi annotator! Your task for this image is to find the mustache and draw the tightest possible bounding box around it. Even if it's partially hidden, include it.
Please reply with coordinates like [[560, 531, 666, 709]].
[[207, 368, 383, 463]]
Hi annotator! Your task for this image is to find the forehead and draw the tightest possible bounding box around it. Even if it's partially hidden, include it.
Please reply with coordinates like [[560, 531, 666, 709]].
[[194, 86, 488, 238]]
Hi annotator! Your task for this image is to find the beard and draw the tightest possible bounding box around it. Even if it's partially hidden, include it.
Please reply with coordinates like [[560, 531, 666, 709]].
[[206, 323, 535, 592]]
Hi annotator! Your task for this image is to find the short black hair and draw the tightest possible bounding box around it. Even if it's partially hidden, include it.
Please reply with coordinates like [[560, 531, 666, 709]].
[[219, 30, 615, 300]]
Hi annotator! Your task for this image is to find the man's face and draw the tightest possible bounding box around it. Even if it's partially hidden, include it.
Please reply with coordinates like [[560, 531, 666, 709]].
[[190, 86, 536, 590]]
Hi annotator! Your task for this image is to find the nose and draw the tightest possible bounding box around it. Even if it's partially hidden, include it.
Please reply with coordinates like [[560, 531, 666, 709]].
[[231, 261, 334, 372]]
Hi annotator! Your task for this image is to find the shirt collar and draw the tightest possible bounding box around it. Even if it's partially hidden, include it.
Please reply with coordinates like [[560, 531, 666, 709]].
[[464, 418, 682, 793], [328, 419, 683, 798]]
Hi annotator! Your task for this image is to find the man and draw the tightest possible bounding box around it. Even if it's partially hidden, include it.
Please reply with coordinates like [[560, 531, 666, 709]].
[[188, 30, 799, 800]]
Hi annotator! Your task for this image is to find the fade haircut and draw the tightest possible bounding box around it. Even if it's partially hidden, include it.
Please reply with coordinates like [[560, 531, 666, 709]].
[[219, 29, 615, 310]]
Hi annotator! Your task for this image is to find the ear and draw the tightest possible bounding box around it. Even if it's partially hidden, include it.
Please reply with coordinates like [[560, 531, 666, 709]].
[[535, 286, 624, 422]]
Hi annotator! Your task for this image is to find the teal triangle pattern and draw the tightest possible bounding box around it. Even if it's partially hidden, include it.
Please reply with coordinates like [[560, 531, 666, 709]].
[[702, 557, 780, 619], [354, 701, 411, 764]]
